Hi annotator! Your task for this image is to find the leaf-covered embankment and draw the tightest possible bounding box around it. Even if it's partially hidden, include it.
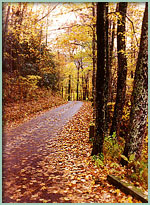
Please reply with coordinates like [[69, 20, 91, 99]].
[[3, 89, 66, 130]]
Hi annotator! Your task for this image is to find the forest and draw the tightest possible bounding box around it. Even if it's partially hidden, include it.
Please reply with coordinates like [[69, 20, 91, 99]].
[[2, 2, 148, 203]]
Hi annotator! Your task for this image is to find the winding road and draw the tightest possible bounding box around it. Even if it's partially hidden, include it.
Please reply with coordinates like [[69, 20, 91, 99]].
[[3, 101, 83, 203]]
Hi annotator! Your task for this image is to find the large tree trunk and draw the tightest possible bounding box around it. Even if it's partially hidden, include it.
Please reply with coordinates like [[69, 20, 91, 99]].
[[110, 3, 128, 137], [92, 2, 96, 119], [107, 4, 118, 128], [121, 3, 148, 164], [91, 3, 107, 155]]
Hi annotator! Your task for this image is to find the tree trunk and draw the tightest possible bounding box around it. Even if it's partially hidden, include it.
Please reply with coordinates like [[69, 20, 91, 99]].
[[68, 75, 71, 101], [92, 2, 96, 119], [121, 3, 148, 164], [62, 86, 63, 99], [110, 3, 128, 137], [82, 73, 85, 100], [109, 21, 115, 103], [104, 3, 109, 133], [77, 63, 79, 101], [86, 71, 89, 99], [2, 4, 10, 72], [83, 74, 86, 101], [107, 4, 118, 127], [46, 16, 49, 46], [80, 59, 85, 100], [91, 3, 107, 155]]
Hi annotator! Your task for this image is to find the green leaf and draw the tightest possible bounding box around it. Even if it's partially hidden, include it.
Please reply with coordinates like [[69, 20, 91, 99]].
[[121, 154, 128, 162], [95, 158, 104, 167], [112, 132, 116, 139], [129, 153, 135, 162]]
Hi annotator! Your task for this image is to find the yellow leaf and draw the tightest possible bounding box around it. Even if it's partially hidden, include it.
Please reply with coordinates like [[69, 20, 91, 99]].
[[127, 196, 133, 203], [43, 200, 48, 203], [41, 186, 47, 190]]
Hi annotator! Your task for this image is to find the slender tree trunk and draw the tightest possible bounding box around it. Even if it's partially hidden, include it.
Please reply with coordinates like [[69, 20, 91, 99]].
[[109, 21, 115, 103], [107, 5, 117, 128], [110, 4, 119, 105], [77, 63, 80, 101], [2, 4, 10, 72], [62, 86, 63, 99], [46, 16, 48, 46], [104, 3, 109, 133], [121, 3, 148, 164], [82, 72, 85, 100], [84, 74, 87, 100], [86, 71, 89, 99], [91, 3, 107, 155], [80, 59, 85, 100], [110, 3, 128, 137], [83, 75, 86, 101], [68, 75, 71, 101]]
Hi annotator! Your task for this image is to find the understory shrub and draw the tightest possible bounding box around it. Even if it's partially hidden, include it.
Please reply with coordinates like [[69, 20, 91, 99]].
[[103, 132, 125, 161]]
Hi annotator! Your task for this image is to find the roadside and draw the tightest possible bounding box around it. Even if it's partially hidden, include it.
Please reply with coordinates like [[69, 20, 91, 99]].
[[51, 102, 142, 203], [2, 101, 146, 203], [3, 90, 66, 130]]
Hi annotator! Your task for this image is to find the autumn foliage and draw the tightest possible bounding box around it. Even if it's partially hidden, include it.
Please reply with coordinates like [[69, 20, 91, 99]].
[[2, 2, 148, 203]]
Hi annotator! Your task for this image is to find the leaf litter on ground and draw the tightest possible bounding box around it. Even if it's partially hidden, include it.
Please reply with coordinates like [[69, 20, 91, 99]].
[[3, 102, 143, 203]]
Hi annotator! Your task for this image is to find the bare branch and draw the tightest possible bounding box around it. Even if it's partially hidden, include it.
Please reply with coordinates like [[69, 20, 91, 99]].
[[108, 11, 139, 47], [35, 3, 59, 23], [47, 23, 93, 34]]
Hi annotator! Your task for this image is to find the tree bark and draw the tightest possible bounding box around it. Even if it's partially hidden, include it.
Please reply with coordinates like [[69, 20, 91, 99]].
[[92, 2, 96, 119], [91, 3, 107, 155], [110, 3, 128, 137], [109, 21, 115, 103], [62, 86, 63, 99], [68, 75, 71, 101], [104, 3, 109, 133], [121, 3, 148, 164], [2, 4, 10, 72], [76, 62, 80, 101]]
